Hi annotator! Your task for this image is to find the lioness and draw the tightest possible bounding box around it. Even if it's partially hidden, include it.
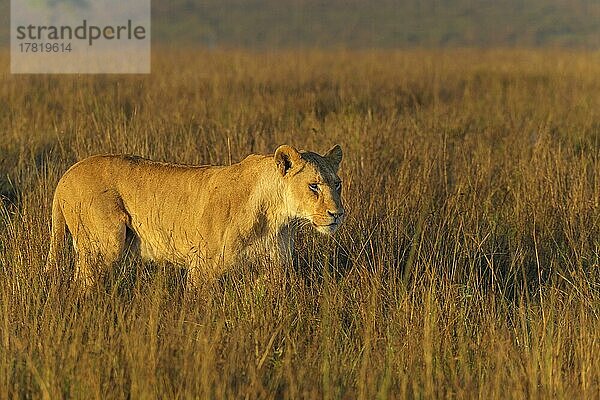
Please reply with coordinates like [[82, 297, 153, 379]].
[[45, 144, 344, 288]]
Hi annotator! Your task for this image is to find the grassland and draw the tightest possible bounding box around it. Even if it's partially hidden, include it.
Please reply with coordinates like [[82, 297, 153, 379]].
[[0, 49, 599, 398]]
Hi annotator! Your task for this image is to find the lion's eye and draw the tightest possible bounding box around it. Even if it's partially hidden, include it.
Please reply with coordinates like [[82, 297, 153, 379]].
[[309, 183, 319, 193], [336, 181, 342, 191]]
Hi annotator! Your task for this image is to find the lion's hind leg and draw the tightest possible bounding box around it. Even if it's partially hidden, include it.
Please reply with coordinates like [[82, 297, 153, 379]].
[[68, 197, 128, 289]]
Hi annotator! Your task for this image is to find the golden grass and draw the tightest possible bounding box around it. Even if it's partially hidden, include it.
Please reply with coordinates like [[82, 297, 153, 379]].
[[0, 48, 599, 398]]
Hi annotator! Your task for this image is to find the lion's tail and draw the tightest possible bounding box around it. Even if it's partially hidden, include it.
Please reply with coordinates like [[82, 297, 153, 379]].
[[45, 195, 66, 274]]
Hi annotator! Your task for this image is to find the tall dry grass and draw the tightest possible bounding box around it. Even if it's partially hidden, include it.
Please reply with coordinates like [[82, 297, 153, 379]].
[[0, 49, 599, 398]]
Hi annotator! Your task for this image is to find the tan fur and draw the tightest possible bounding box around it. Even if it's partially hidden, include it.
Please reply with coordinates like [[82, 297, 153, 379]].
[[45, 144, 344, 288]]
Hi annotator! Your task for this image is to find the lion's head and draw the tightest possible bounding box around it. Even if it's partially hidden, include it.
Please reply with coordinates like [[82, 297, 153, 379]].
[[275, 144, 345, 234]]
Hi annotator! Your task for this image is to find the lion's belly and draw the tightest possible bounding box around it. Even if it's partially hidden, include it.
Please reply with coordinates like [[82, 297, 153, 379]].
[[129, 220, 209, 266]]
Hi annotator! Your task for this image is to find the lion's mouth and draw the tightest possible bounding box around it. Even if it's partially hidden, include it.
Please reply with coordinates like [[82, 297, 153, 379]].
[[311, 221, 340, 235], [312, 222, 338, 228]]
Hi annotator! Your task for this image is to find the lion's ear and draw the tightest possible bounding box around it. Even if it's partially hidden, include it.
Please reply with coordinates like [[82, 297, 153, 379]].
[[274, 145, 302, 176], [324, 144, 343, 172]]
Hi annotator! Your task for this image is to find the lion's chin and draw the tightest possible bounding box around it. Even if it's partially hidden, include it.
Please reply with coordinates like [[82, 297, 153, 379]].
[[313, 222, 340, 235]]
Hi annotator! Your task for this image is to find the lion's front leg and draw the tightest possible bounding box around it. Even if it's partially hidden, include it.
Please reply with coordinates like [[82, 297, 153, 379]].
[[186, 263, 221, 292], [275, 224, 295, 266], [185, 247, 233, 291]]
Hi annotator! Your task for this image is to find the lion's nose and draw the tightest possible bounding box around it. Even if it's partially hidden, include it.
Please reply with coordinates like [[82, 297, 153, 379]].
[[327, 209, 345, 222]]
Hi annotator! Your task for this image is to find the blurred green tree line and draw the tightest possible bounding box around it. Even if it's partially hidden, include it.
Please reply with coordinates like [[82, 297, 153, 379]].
[[2, 0, 599, 48]]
